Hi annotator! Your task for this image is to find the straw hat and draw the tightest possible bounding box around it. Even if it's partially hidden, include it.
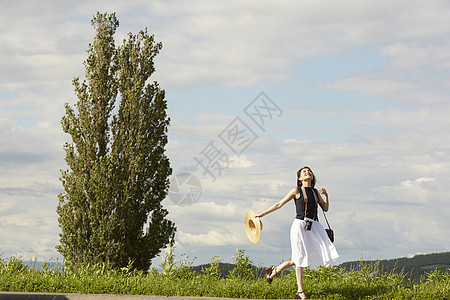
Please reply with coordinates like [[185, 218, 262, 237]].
[[244, 210, 263, 243]]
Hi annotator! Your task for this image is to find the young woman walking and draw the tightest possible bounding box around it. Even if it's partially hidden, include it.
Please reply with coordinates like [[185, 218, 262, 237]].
[[256, 167, 339, 299]]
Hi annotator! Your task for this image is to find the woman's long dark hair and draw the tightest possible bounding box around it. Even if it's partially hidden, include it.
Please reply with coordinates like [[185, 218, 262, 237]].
[[297, 166, 316, 188]]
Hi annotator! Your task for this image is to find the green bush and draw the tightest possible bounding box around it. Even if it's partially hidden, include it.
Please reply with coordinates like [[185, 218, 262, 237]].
[[1, 251, 449, 299], [202, 256, 223, 279], [228, 249, 255, 280]]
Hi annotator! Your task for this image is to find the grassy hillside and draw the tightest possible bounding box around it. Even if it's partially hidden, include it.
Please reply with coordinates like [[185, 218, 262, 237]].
[[2, 250, 449, 299], [191, 251, 450, 281]]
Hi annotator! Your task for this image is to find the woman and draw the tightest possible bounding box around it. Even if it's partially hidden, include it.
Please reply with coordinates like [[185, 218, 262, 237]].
[[256, 167, 339, 299]]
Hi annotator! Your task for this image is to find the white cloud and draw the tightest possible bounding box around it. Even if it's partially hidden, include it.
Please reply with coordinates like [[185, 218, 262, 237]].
[[150, 0, 450, 89], [168, 201, 242, 219], [178, 230, 246, 246], [229, 154, 254, 169], [401, 177, 434, 187], [324, 40, 450, 107], [381, 41, 450, 70]]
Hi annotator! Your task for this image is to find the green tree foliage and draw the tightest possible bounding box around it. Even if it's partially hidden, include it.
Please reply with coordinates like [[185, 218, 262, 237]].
[[57, 12, 175, 271]]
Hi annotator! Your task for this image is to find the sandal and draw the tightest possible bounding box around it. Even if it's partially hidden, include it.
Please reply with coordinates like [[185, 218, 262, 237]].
[[295, 291, 307, 299], [265, 266, 276, 284]]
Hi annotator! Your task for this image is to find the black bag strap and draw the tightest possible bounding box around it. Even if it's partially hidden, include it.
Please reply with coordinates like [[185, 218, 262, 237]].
[[300, 186, 319, 220], [321, 205, 332, 230], [300, 186, 319, 204], [314, 189, 332, 230]]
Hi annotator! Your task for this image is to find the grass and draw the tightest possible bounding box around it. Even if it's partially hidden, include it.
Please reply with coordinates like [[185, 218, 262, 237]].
[[1, 249, 449, 299]]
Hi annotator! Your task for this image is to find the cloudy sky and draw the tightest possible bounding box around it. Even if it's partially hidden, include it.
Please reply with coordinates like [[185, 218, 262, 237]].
[[1, 0, 449, 268]]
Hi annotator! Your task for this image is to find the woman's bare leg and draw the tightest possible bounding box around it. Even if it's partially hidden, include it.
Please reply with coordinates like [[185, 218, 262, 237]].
[[295, 266, 306, 298], [269, 259, 295, 279], [295, 266, 303, 291]]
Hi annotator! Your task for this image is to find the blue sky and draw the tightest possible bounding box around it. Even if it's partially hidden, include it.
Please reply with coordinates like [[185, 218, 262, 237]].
[[1, 0, 449, 268]]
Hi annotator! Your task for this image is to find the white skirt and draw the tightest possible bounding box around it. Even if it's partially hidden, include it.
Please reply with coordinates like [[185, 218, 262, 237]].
[[290, 218, 339, 267]]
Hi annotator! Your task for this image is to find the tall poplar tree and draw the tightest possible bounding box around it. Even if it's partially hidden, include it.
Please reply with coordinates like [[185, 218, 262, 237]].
[[57, 12, 175, 271]]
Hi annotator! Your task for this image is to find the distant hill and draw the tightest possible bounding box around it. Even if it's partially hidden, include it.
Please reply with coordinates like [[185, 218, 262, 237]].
[[338, 252, 450, 281]]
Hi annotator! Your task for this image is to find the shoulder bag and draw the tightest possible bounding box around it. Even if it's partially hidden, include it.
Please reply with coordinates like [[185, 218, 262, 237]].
[[313, 188, 335, 243]]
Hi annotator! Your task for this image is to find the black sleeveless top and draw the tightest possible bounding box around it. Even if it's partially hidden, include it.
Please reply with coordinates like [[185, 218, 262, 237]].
[[294, 186, 318, 221]]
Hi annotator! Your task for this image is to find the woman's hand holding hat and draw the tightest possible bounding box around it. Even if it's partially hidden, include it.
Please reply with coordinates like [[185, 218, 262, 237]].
[[244, 210, 263, 243]]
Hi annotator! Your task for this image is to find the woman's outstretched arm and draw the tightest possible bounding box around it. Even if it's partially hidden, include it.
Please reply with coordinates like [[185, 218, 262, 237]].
[[256, 187, 297, 218], [318, 188, 329, 212]]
